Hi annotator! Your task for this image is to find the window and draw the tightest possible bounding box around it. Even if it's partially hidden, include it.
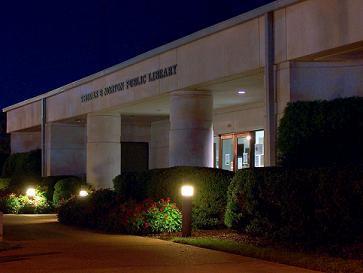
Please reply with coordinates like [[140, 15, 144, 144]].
[[255, 130, 264, 167]]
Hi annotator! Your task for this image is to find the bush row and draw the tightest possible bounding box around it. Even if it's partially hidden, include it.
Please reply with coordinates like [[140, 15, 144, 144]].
[[0, 175, 86, 213], [2, 149, 41, 178], [225, 166, 363, 245], [278, 97, 363, 167], [58, 189, 181, 234], [113, 166, 234, 229]]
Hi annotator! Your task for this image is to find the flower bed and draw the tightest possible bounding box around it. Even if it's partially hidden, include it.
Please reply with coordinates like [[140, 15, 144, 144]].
[[58, 189, 182, 234]]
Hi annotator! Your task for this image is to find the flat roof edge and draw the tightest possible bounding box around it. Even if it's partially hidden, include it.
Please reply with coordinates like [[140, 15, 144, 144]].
[[3, 0, 302, 113]]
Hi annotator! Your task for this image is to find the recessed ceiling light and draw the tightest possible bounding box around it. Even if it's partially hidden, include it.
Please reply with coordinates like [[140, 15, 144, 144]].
[[237, 90, 246, 94]]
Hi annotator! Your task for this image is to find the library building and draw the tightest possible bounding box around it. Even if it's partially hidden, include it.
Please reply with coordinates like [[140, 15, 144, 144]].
[[4, 0, 363, 188]]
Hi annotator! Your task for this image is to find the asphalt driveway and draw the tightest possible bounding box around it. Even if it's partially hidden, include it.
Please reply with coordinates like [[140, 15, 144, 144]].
[[0, 215, 320, 273]]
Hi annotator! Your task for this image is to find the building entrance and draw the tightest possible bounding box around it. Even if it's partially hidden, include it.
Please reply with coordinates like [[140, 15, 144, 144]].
[[121, 142, 149, 172], [215, 130, 264, 171]]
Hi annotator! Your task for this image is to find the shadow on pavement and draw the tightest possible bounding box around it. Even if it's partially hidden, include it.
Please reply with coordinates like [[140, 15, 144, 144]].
[[0, 251, 61, 264]]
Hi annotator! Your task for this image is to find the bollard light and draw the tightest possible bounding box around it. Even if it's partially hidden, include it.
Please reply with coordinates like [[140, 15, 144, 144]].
[[79, 190, 89, 197], [26, 187, 36, 198], [181, 185, 194, 237], [181, 185, 194, 197]]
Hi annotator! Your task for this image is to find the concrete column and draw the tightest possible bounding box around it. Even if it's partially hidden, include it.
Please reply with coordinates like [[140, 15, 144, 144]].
[[87, 113, 121, 189], [264, 12, 277, 166], [169, 90, 213, 167], [45, 122, 86, 177]]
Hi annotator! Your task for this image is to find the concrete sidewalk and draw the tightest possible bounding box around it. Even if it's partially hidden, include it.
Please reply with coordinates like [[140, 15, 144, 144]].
[[0, 215, 320, 273]]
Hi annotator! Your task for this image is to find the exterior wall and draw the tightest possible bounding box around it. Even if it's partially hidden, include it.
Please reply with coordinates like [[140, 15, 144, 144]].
[[11, 131, 41, 154], [45, 123, 86, 176], [276, 61, 292, 120], [6, 101, 41, 133], [150, 119, 170, 169], [284, 0, 363, 60], [121, 118, 151, 143], [213, 103, 265, 135], [290, 60, 363, 101]]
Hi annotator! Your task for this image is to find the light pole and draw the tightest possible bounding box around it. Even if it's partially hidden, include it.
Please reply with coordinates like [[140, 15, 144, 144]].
[[181, 185, 194, 237]]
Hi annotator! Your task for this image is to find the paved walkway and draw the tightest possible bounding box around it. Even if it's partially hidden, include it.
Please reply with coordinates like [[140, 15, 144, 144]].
[[0, 215, 320, 273]]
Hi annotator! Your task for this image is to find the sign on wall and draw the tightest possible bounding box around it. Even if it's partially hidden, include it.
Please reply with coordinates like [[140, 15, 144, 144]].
[[80, 64, 177, 103]]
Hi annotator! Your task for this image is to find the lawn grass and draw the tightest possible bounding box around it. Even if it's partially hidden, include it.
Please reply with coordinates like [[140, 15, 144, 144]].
[[173, 237, 363, 273]]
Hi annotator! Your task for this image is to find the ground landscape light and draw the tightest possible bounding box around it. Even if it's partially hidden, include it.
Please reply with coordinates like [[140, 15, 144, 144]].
[[79, 190, 89, 197], [26, 187, 36, 198], [181, 185, 194, 197]]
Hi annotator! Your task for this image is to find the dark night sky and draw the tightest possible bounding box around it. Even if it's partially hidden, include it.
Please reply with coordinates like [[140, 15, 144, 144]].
[[0, 0, 274, 109]]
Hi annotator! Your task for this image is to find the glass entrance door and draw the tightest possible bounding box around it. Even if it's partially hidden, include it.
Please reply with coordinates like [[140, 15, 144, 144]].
[[236, 134, 250, 170], [221, 135, 234, 171], [217, 130, 264, 171]]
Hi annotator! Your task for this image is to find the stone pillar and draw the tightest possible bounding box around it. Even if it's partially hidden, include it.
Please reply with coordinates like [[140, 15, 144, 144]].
[[87, 113, 121, 189], [45, 122, 86, 177], [10, 131, 41, 154], [169, 90, 213, 167]]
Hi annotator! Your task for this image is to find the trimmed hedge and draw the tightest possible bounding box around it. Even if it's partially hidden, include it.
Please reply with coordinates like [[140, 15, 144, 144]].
[[0, 153, 9, 176], [225, 166, 363, 245], [2, 149, 41, 178], [113, 167, 234, 229], [40, 176, 79, 202], [0, 178, 10, 190], [278, 97, 363, 167], [53, 177, 85, 206]]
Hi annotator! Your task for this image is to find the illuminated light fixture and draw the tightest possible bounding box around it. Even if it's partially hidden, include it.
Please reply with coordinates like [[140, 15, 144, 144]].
[[181, 185, 194, 237], [237, 89, 246, 94], [79, 190, 89, 197], [181, 185, 194, 197], [246, 135, 252, 141], [26, 187, 36, 198]]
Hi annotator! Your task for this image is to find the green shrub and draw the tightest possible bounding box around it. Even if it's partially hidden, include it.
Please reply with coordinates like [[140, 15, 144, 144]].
[[113, 167, 234, 229], [2, 149, 41, 177], [278, 97, 363, 167], [53, 177, 84, 206], [0, 153, 9, 175], [144, 198, 182, 233], [58, 190, 181, 234], [0, 193, 21, 213], [40, 176, 78, 202], [225, 166, 363, 245], [0, 188, 53, 214], [0, 178, 10, 190]]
